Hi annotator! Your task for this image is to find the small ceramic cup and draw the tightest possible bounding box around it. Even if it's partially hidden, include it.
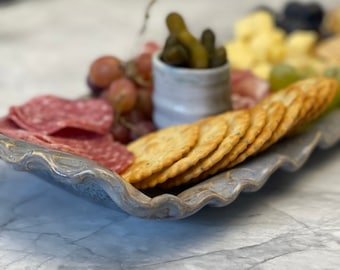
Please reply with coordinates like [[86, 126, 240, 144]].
[[152, 53, 232, 128]]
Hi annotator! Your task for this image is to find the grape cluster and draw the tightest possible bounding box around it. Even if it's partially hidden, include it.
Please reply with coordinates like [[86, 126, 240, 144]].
[[269, 64, 340, 114], [323, 66, 340, 112], [87, 42, 159, 144], [269, 63, 305, 92], [258, 2, 326, 37]]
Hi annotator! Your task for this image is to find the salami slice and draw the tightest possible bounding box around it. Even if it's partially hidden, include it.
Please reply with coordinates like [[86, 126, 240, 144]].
[[45, 133, 134, 173], [0, 117, 56, 146], [231, 69, 270, 110], [9, 95, 113, 135], [0, 117, 134, 174], [231, 94, 257, 110]]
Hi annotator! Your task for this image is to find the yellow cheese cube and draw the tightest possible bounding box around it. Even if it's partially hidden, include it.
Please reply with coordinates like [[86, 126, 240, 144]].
[[235, 10, 275, 41], [225, 41, 256, 69], [268, 43, 286, 63], [270, 28, 286, 44], [252, 62, 272, 80], [285, 30, 318, 57], [249, 32, 272, 62]]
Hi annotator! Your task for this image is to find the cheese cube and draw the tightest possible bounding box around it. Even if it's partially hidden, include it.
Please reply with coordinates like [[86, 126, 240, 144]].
[[235, 10, 275, 41], [225, 41, 256, 69], [285, 30, 318, 57]]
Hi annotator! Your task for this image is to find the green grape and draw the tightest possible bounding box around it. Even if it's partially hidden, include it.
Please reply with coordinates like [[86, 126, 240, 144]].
[[269, 64, 301, 92], [323, 66, 340, 80], [323, 66, 340, 111], [298, 67, 317, 79]]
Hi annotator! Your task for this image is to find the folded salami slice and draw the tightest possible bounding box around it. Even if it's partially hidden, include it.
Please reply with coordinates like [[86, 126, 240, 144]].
[[9, 95, 113, 135], [0, 117, 134, 174], [231, 70, 270, 109], [0, 117, 54, 147], [46, 133, 134, 173]]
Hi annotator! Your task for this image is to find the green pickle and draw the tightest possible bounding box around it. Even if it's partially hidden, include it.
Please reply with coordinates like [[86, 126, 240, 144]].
[[162, 34, 179, 52], [188, 43, 209, 69], [210, 46, 227, 67], [166, 12, 187, 34], [201, 28, 216, 56], [162, 12, 225, 69], [177, 31, 209, 68], [162, 44, 189, 66], [177, 30, 198, 47]]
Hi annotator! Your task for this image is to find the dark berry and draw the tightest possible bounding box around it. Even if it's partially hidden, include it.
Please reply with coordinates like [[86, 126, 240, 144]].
[[276, 16, 316, 33], [284, 1, 306, 19]]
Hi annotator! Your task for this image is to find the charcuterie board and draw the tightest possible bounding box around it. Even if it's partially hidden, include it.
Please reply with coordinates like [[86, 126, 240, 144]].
[[0, 109, 338, 220]]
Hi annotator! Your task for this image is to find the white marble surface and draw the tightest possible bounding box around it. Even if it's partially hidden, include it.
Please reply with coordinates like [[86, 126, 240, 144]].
[[1, 0, 340, 269]]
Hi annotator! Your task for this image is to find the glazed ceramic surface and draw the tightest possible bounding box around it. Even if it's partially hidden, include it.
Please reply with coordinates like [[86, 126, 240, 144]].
[[0, 109, 339, 220], [152, 54, 232, 128]]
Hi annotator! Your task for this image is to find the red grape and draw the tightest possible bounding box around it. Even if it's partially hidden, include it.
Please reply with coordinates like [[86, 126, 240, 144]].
[[135, 88, 153, 120], [135, 53, 153, 82], [130, 121, 156, 140], [121, 109, 147, 124], [88, 56, 124, 89], [142, 41, 160, 54], [111, 123, 131, 144], [87, 76, 105, 96], [104, 78, 138, 113]]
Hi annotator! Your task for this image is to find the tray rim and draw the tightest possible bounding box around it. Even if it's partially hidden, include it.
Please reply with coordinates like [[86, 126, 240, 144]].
[[0, 109, 339, 220]]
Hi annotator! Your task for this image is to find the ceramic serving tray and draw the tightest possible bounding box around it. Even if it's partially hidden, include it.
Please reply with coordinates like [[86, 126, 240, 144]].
[[0, 109, 339, 220]]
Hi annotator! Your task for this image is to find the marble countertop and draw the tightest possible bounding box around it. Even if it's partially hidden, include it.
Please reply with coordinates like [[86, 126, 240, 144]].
[[1, 0, 340, 269]]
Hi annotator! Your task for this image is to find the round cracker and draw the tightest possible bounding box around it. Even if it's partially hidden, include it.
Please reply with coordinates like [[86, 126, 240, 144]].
[[133, 117, 228, 189], [121, 124, 199, 183], [305, 78, 338, 121], [287, 77, 338, 134], [259, 88, 304, 151], [161, 110, 250, 189], [227, 101, 286, 168], [196, 106, 267, 180]]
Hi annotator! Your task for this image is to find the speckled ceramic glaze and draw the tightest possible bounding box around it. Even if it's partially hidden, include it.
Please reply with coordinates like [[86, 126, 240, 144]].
[[152, 54, 232, 128], [0, 109, 339, 220]]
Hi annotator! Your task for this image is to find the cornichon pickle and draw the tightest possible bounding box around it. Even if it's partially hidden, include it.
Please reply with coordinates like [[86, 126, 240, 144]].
[[166, 12, 187, 34], [201, 28, 216, 56], [177, 31, 209, 68], [177, 30, 197, 47], [188, 43, 210, 68], [163, 34, 179, 50], [210, 46, 227, 67], [162, 44, 189, 66], [160, 34, 179, 61]]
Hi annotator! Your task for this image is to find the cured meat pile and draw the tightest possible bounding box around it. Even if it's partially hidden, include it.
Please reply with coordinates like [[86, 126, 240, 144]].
[[230, 69, 270, 110], [0, 95, 134, 174]]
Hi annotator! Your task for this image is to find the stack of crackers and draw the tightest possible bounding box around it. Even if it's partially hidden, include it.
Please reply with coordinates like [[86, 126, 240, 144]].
[[121, 77, 338, 190]]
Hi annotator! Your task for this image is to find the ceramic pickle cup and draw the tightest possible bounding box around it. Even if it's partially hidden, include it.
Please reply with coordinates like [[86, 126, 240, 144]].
[[152, 53, 232, 129]]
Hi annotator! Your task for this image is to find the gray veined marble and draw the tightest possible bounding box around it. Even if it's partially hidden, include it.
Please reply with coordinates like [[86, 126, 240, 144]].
[[1, 0, 340, 269]]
